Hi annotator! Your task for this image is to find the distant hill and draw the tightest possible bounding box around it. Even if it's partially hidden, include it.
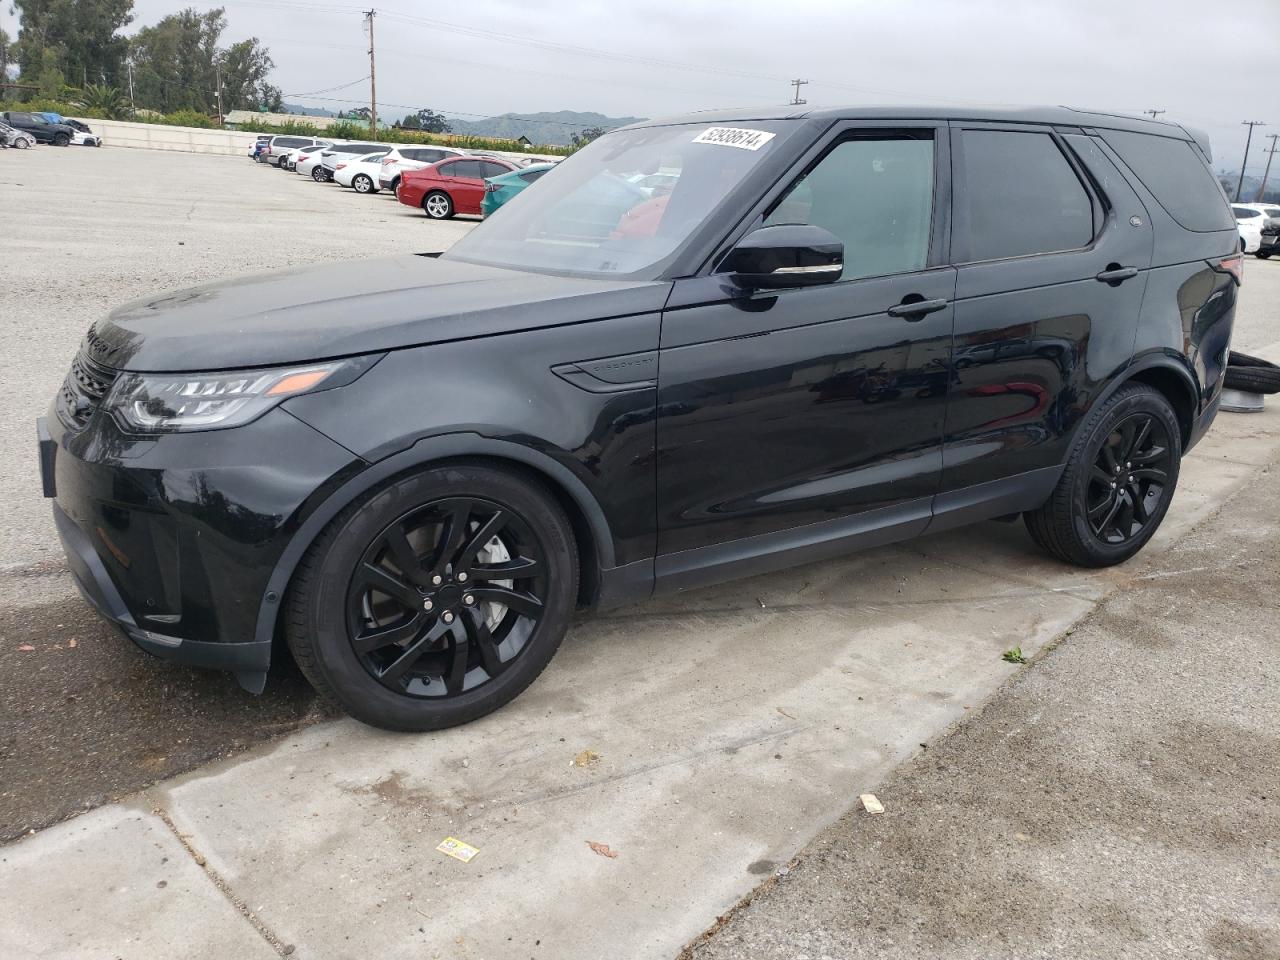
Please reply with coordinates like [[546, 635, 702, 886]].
[[277, 105, 644, 146], [447, 111, 644, 146]]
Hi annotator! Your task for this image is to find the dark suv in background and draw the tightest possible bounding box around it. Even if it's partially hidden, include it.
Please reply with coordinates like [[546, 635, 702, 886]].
[[39, 106, 1239, 731], [1, 110, 74, 145]]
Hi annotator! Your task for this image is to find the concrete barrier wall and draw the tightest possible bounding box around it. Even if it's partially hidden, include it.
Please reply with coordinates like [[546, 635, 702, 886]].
[[76, 118, 561, 164], [84, 118, 259, 156]]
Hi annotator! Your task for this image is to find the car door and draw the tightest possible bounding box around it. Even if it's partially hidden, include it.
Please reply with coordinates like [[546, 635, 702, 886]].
[[443, 160, 486, 214], [654, 123, 956, 588], [939, 124, 1154, 503]]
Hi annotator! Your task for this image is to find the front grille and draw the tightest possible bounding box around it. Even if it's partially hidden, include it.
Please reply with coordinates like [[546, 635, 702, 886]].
[[58, 348, 119, 429]]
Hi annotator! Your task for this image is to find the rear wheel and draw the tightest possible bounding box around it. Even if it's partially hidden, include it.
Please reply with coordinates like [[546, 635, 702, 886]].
[[14, 138, 30, 150], [286, 463, 578, 731], [1024, 384, 1181, 567], [353, 173, 375, 193], [311, 166, 325, 182], [53, 132, 70, 146], [423, 190, 454, 219], [1256, 251, 1272, 260]]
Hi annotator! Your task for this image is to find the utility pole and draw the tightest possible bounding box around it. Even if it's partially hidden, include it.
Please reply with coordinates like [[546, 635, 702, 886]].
[[127, 62, 135, 111], [365, 9, 377, 135], [789, 79, 808, 106], [1143, 108, 1165, 119], [1236, 120, 1266, 202], [1257, 133, 1280, 202], [214, 65, 223, 126]]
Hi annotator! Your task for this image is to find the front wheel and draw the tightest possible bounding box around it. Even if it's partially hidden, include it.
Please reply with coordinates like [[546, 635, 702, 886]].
[[353, 174, 375, 193], [1256, 251, 1272, 260], [1024, 383, 1181, 567], [286, 463, 578, 731], [423, 190, 454, 219], [14, 138, 30, 150]]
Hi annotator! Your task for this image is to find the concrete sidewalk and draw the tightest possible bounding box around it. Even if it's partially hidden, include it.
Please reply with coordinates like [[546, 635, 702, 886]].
[[686, 453, 1280, 960], [2, 371, 1278, 959]]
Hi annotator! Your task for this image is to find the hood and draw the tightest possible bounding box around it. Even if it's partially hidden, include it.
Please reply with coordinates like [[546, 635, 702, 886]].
[[86, 255, 670, 372]]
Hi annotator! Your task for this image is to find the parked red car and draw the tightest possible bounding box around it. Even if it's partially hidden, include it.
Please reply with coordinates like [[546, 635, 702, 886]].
[[398, 156, 520, 219]]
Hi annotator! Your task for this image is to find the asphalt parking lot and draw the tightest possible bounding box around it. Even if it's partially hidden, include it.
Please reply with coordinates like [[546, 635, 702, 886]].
[[2, 147, 1279, 958]]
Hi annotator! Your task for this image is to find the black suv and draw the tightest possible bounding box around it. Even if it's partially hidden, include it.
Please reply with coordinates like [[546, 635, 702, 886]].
[[39, 106, 1239, 730], [1, 111, 76, 145]]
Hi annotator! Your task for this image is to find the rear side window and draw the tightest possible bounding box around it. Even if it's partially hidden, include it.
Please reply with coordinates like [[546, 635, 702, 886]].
[[520, 169, 548, 183], [1266, 208, 1280, 218], [1101, 130, 1233, 233], [481, 160, 512, 178], [448, 160, 484, 179], [955, 130, 1094, 262]]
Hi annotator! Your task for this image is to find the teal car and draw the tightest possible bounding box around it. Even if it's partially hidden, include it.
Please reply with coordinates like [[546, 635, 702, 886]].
[[480, 163, 556, 217]]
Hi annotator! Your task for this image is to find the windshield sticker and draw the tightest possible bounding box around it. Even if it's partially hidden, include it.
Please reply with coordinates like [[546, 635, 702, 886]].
[[692, 127, 776, 151]]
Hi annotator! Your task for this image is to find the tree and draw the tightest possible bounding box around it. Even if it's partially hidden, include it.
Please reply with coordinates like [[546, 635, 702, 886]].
[[127, 8, 276, 115], [73, 82, 130, 119], [342, 106, 372, 122], [400, 108, 450, 133], [12, 0, 133, 90], [570, 126, 606, 149]]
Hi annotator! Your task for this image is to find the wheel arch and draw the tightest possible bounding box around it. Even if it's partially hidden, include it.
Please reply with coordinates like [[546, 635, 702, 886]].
[[1085, 354, 1199, 451], [253, 434, 615, 650]]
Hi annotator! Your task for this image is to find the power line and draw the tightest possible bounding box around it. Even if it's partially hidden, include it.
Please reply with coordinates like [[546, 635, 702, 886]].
[[282, 75, 369, 99]]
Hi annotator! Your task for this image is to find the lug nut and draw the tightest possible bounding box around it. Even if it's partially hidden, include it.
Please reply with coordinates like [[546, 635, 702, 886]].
[[463, 594, 475, 606], [443, 611, 455, 624], [431, 574, 443, 586], [457, 571, 468, 582], [423, 599, 433, 612]]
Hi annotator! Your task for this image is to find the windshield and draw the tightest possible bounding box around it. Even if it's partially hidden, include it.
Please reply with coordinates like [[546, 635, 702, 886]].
[[445, 120, 799, 278]]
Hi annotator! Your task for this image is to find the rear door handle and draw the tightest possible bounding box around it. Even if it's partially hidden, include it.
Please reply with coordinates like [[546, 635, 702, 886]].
[[887, 298, 949, 320], [1095, 266, 1139, 284]]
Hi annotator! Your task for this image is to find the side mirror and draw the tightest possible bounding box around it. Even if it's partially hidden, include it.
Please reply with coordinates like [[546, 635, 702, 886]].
[[722, 224, 844, 289]]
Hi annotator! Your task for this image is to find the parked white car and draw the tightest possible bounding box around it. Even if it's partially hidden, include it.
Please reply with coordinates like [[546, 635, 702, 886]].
[[334, 151, 389, 193], [64, 119, 102, 147], [281, 140, 331, 171], [260, 135, 328, 167], [377, 145, 466, 194], [294, 145, 336, 181], [1233, 205, 1264, 253], [320, 141, 394, 180]]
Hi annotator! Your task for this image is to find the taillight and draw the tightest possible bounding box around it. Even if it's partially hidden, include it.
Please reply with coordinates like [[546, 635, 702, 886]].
[[382, 158, 397, 165], [1210, 253, 1244, 285], [335, 163, 347, 170]]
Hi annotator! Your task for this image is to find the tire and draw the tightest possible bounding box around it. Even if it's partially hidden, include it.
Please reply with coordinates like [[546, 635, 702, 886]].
[[353, 174, 374, 194], [423, 190, 454, 219], [1227, 351, 1279, 370], [53, 133, 70, 147], [14, 138, 30, 150], [311, 166, 325, 182], [391, 177, 401, 199], [1256, 251, 1272, 260], [286, 462, 578, 732], [1024, 383, 1182, 567], [1240, 238, 1247, 252], [1224, 366, 1280, 395]]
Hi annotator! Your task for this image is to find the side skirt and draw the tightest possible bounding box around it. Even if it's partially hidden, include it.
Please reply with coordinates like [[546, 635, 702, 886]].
[[648, 466, 1064, 597]]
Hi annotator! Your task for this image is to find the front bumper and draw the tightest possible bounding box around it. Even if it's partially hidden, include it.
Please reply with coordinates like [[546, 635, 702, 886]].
[[39, 405, 363, 691]]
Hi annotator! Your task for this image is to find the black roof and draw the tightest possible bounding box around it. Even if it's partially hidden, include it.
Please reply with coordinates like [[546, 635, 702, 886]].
[[621, 104, 1212, 158]]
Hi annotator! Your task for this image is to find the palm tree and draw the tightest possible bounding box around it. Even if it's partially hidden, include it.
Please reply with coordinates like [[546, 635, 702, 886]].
[[73, 84, 131, 121]]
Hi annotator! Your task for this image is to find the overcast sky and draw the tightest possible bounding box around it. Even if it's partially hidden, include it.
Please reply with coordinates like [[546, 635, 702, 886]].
[[8, 0, 1278, 174]]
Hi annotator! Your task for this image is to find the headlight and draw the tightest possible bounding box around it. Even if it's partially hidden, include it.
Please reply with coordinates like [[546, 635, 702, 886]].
[[106, 357, 375, 433]]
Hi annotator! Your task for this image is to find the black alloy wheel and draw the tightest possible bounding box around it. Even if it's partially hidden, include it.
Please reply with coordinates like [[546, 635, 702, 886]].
[[1084, 412, 1172, 545], [348, 497, 547, 698], [286, 463, 577, 731], [1024, 383, 1181, 567], [53, 132, 69, 146]]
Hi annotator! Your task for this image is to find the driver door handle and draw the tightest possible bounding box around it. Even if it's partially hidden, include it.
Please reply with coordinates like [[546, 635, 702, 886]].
[[887, 298, 949, 320], [1095, 266, 1139, 284]]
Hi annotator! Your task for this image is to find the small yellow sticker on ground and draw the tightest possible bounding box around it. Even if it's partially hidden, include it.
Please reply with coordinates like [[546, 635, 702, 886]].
[[436, 837, 480, 862]]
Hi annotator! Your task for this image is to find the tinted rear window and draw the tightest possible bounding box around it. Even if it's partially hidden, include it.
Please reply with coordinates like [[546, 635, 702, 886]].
[[956, 130, 1094, 262], [1102, 130, 1233, 233], [1233, 207, 1261, 220]]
